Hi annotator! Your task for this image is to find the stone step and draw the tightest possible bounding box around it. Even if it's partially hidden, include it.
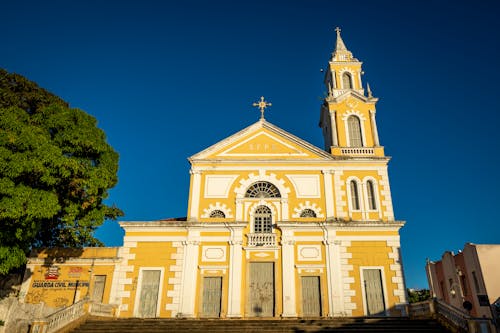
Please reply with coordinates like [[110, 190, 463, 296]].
[[70, 318, 450, 333]]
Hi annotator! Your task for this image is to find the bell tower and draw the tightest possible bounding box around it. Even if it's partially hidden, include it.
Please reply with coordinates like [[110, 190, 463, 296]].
[[319, 28, 384, 157]]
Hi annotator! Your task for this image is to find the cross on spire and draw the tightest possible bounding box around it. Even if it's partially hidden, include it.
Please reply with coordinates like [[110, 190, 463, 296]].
[[335, 27, 341, 35], [253, 96, 272, 120]]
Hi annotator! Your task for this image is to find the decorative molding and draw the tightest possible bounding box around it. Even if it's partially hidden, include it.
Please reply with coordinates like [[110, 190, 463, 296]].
[[291, 201, 325, 218], [201, 202, 234, 218]]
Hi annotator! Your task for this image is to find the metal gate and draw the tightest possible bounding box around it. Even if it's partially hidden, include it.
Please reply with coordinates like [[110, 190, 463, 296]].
[[247, 262, 274, 317], [363, 269, 385, 315], [201, 277, 222, 317], [301, 276, 321, 316], [137, 270, 161, 318], [91, 275, 106, 303]]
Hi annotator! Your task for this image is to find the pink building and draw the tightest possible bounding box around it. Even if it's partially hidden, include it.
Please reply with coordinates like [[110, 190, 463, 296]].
[[426, 243, 500, 326]]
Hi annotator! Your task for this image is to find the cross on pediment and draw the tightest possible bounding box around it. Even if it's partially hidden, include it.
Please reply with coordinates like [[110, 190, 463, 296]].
[[252, 96, 272, 120]]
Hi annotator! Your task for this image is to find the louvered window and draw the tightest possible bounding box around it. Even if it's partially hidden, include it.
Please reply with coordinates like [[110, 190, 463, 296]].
[[342, 72, 353, 89], [350, 180, 360, 210], [367, 180, 377, 210], [347, 116, 363, 147]]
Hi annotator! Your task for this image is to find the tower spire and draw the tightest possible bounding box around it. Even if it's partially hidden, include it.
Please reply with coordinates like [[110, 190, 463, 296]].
[[334, 27, 348, 52], [331, 27, 355, 62]]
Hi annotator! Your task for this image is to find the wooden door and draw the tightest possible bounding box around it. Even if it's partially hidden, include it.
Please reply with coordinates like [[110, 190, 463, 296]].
[[201, 277, 222, 317], [247, 262, 274, 317], [137, 270, 161, 318], [363, 269, 385, 315], [91, 275, 106, 303], [301, 276, 321, 316]]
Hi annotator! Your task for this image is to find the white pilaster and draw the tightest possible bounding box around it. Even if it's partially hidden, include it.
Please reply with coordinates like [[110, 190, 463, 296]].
[[189, 170, 202, 221], [323, 225, 345, 317], [281, 228, 297, 317], [235, 198, 244, 221], [331, 240, 345, 316], [179, 235, 200, 317], [227, 226, 244, 317], [370, 110, 380, 146], [322, 170, 335, 219], [281, 198, 289, 221], [330, 111, 338, 147]]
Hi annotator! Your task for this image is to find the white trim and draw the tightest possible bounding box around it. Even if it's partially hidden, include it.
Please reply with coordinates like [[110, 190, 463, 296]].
[[133, 267, 165, 318], [359, 266, 389, 316], [291, 200, 325, 219], [201, 202, 234, 218], [191, 165, 390, 172]]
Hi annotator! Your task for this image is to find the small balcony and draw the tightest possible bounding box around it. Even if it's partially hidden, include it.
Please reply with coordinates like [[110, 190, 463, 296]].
[[340, 147, 375, 155], [247, 233, 276, 247]]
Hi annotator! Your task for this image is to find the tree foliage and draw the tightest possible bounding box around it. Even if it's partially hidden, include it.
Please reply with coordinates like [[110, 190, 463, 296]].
[[407, 288, 431, 303], [0, 69, 123, 274]]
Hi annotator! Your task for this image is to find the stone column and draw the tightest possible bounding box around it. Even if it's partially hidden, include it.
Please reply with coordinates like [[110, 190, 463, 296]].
[[189, 170, 202, 221], [179, 239, 200, 317], [330, 111, 339, 147], [281, 229, 297, 317], [369, 110, 380, 146], [227, 226, 244, 317]]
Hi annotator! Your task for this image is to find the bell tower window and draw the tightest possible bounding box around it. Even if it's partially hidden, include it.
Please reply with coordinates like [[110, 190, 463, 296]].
[[342, 72, 353, 89], [347, 116, 363, 147]]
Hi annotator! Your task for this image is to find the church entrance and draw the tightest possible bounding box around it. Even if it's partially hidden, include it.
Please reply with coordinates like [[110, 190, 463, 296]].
[[201, 277, 222, 317], [301, 276, 321, 317], [247, 262, 274, 317], [363, 269, 385, 316], [137, 270, 161, 318]]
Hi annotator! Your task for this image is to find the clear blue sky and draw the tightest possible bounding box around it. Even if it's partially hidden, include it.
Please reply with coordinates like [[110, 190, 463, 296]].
[[2, 0, 499, 289]]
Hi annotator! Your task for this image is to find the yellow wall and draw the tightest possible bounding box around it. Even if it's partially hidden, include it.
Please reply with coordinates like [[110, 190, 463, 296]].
[[23, 248, 119, 308], [347, 241, 399, 316]]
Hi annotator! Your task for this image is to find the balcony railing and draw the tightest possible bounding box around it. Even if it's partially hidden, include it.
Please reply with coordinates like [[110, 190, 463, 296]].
[[341, 147, 374, 156], [247, 233, 276, 247]]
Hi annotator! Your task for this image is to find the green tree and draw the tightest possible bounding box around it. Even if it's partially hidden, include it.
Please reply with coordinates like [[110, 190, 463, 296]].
[[0, 69, 123, 274], [407, 288, 431, 303]]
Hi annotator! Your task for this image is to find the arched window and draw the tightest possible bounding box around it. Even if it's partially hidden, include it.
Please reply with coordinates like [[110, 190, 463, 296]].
[[366, 180, 377, 210], [300, 209, 317, 218], [347, 116, 363, 147], [350, 180, 360, 210], [254, 205, 272, 233], [209, 210, 226, 218], [342, 72, 353, 89], [245, 181, 281, 198]]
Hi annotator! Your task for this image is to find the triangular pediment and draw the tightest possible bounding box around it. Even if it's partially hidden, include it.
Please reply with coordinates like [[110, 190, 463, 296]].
[[189, 120, 333, 161]]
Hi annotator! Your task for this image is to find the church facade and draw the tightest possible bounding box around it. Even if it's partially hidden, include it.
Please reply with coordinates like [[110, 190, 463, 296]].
[[20, 29, 407, 319]]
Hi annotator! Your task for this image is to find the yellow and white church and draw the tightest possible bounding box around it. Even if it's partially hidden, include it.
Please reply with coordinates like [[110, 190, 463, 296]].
[[20, 29, 408, 319]]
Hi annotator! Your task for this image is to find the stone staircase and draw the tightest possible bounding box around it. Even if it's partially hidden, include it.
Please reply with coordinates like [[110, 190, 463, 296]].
[[70, 317, 451, 333]]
